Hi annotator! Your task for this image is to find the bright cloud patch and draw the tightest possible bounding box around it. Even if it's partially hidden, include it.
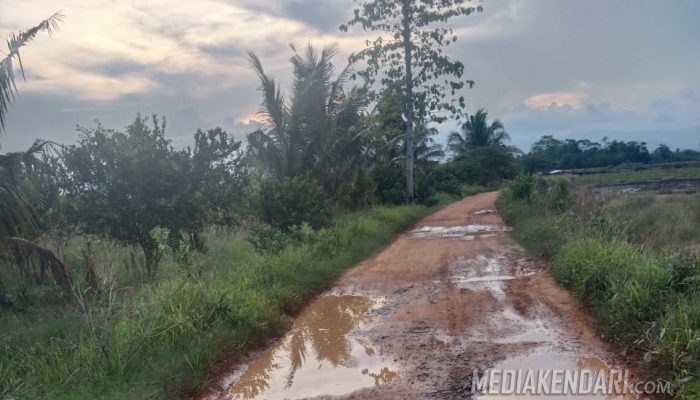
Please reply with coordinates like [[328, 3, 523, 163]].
[[524, 89, 586, 110], [0, 0, 318, 100]]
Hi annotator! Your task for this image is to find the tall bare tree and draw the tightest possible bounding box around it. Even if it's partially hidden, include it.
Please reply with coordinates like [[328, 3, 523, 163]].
[[341, 0, 480, 202]]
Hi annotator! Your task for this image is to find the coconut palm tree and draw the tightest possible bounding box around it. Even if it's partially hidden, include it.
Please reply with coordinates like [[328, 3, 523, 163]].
[[1, 13, 63, 250], [246, 44, 368, 196], [0, 14, 70, 290], [447, 108, 511, 159]]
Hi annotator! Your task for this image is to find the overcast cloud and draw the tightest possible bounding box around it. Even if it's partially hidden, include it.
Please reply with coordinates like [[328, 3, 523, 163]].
[[1, 0, 698, 152]]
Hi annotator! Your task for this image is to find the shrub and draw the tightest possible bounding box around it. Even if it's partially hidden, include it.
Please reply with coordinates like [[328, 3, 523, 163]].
[[430, 164, 463, 197], [258, 176, 332, 231], [247, 224, 292, 253], [371, 164, 406, 205], [508, 174, 535, 201]]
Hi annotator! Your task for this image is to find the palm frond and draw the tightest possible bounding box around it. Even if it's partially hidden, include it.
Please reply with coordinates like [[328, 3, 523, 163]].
[[0, 141, 53, 253], [0, 12, 64, 133], [248, 43, 369, 186]]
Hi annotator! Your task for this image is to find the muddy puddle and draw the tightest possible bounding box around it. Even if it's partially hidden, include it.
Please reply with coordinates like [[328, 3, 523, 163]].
[[476, 351, 636, 399], [442, 254, 538, 287], [437, 254, 556, 344], [410, 224, 511, 240], [219, 295, 396, 400]]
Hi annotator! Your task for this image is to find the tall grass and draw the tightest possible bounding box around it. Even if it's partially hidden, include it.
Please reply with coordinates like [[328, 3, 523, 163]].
[[601, 194, 700, 253], [497, 175, 700, 398], [0, 204, 427, 399]]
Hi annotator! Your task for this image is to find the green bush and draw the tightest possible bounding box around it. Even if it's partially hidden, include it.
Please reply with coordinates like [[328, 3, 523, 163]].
[[430, 164, 463, 197], [247, 223, 292, 253], [371, 164, 406, 205], [258, 176, 332, 231], [507, 174, 535, 201]]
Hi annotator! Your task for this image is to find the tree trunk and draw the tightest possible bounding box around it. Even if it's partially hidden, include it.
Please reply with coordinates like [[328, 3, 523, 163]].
[[402, 0, 414, 203], [83, 241, 99, 292], [142, 243, 160, 282]]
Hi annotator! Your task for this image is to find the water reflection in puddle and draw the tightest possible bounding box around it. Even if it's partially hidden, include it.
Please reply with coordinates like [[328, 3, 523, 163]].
[[225, 295, 396, 400], [476, 352, 637, 399]]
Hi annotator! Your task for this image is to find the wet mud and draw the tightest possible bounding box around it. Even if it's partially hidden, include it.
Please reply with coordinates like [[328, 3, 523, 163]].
[[202, 192, 640, 400]]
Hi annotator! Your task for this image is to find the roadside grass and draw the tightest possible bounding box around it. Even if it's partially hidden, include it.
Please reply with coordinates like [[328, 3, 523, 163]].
[[0, 204, 429, 400], [496, 175, 700, 398], [570, 166, 700, 185], [600, 194, 700, 253]]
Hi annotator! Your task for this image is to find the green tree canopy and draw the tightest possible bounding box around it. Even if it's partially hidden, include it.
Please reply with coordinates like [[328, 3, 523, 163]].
[[57, 115, 243, 279]]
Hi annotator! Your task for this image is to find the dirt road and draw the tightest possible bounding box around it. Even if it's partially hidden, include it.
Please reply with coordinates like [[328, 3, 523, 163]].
[[203, 192, 639, 399]]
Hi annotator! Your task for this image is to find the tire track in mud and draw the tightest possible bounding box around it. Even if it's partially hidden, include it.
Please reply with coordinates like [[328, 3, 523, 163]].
[[201, 192, 641, 400]]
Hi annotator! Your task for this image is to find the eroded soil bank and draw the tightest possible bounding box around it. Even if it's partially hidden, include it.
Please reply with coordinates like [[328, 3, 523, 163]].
[[201, 192, 640, 400]]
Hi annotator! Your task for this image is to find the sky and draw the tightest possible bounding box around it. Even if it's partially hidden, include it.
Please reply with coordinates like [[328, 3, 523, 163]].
[[1, 0, 699, 152]]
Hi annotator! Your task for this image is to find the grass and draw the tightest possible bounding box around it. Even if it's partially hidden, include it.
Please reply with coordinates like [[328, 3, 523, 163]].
[[0, 204, 430, 400], [600, 194, 700, 253], [496, 174, 700, 399]]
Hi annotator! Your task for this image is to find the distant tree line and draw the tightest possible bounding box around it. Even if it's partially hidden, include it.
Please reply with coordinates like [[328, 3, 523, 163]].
[[519, 135, 700, 173]]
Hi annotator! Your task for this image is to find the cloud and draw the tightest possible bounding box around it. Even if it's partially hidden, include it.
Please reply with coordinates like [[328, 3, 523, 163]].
[[524, 88, 586, 110]]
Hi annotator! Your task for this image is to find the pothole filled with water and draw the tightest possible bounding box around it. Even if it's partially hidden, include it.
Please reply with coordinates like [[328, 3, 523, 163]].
[[223, 295, 396, 400]]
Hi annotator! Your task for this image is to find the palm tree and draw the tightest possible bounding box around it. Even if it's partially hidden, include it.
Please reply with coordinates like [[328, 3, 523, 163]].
[[246, 44, 368, 196], [447, 108, 511, 159], [412, 125, 445, 166], [1, 13, 63, 250], [0, 14, 71, 290], [1, 12, 64, 133]]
